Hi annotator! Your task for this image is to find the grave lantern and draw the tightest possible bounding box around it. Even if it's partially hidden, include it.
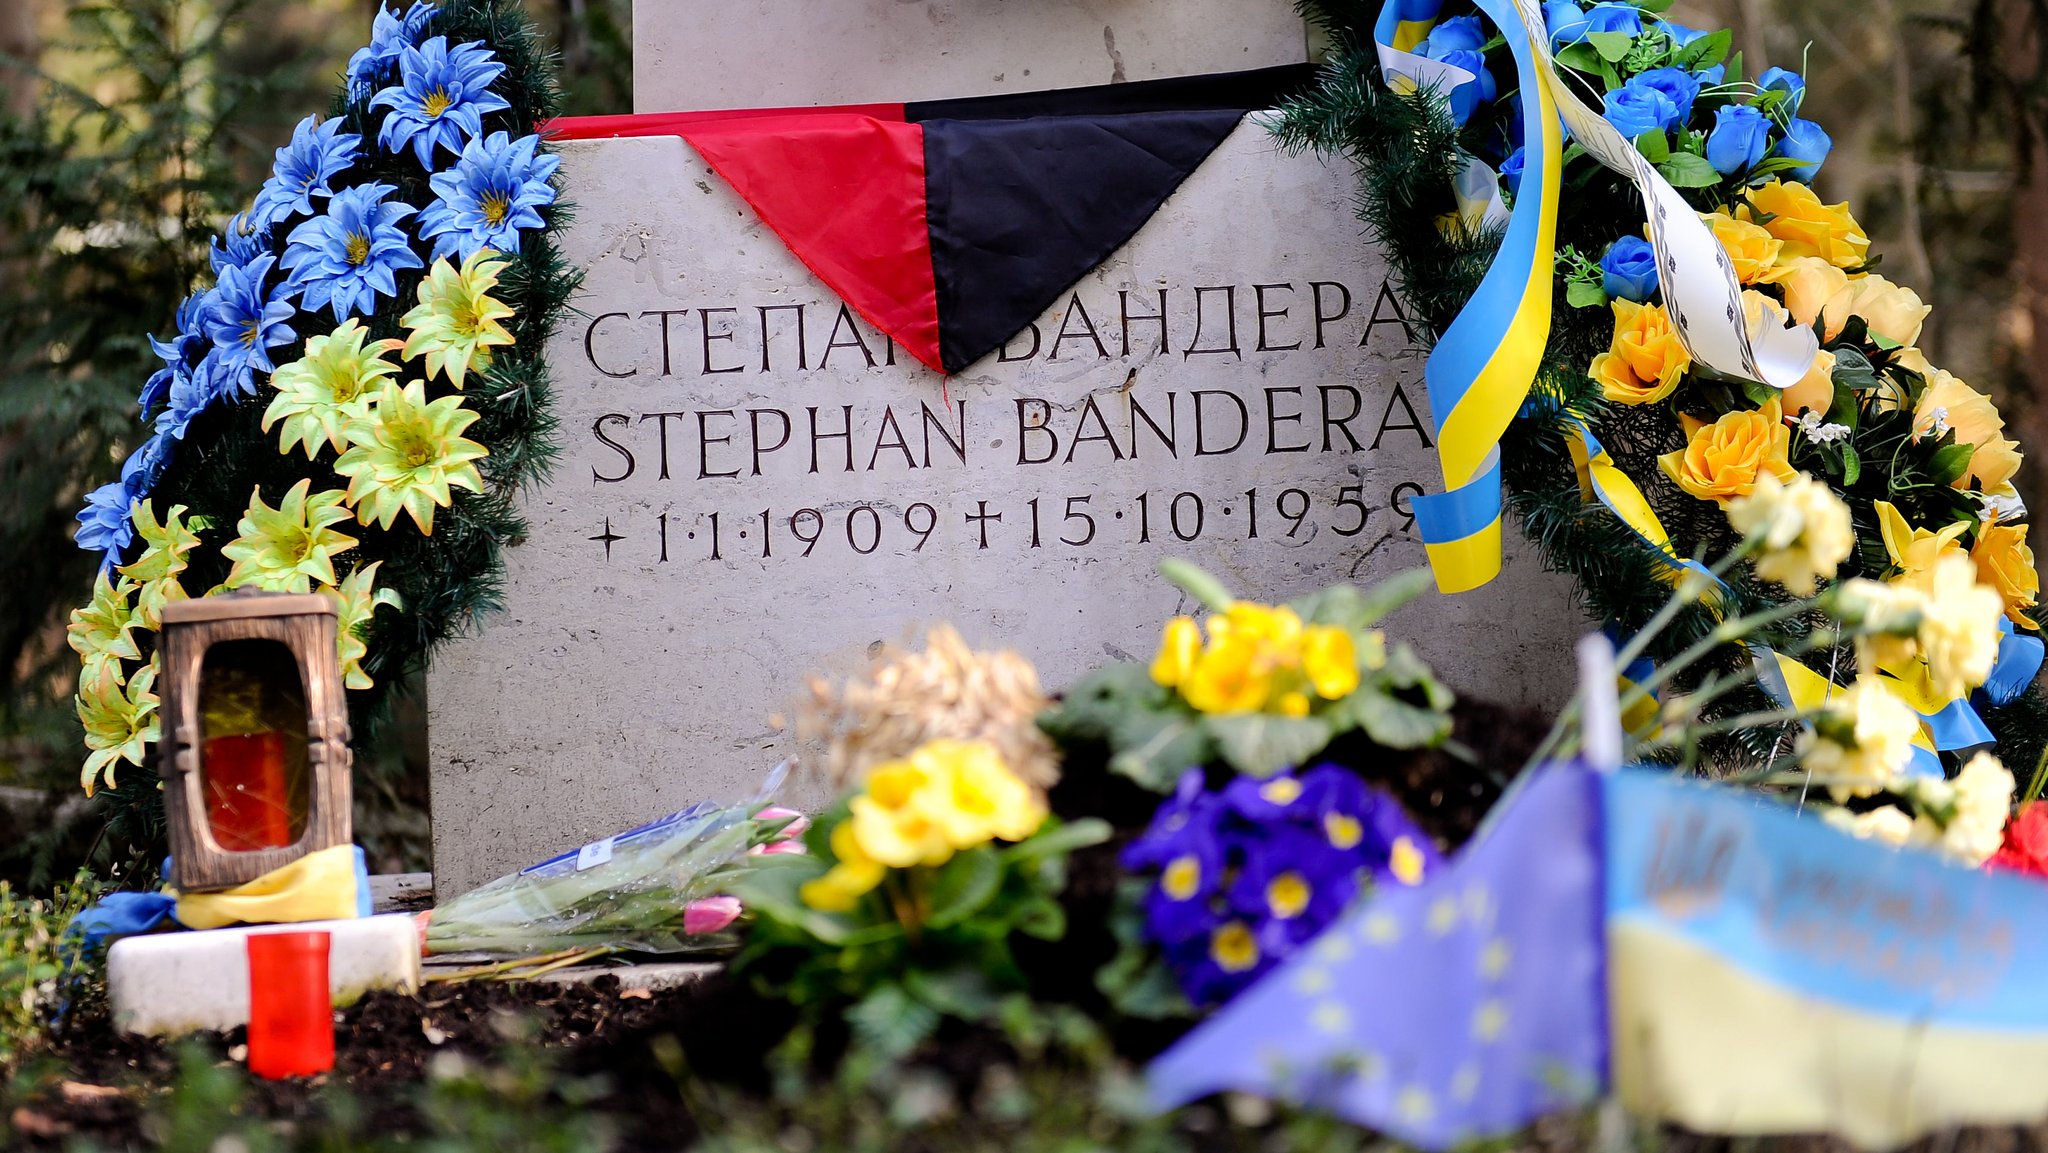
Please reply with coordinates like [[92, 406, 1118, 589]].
[[156, 592, 353, 891]]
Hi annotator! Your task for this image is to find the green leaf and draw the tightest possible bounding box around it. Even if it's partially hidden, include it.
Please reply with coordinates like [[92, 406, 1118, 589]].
[[1037, 662, 1170, 744], [1676, 28, 1731, 70], [847, 983, 939, 1061], [724, 854, 860, 946], [1567, 280, 1610, 309], [1555, 43, 1605, 75], [1158, 558, 1234, 612], [1632, 130, 1670, 163], [1379, 642, 1454, 711], [1840, 443, 1862, 487], [1351, 691, 1453, 749], [1657, 152, 1723, 188], [1931, 441, 1977, 487], [1351, 568, 1434, 628], [1004, 817, 1112, 865], [1723, 50, 1744, 86], [1636, 0, 1676, 11], [1204, 712, 1335, 777], [1108, 709, 1213, 791], [902, 967, 997, 1021], [925, 847, 1003, 929], [1010, 895, 1067, 941], [1588, 30, 1635, 62]]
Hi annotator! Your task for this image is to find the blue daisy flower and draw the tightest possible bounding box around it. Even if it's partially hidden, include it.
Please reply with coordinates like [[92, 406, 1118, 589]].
[[346, 1, 438, 102], [370, 36, 511, 169], [142, 290, 218, 417], [250, 116, 363, 229], [205, 252, 297, 397], [280, 182, 423, 321], [75, 481, 136, 565], [416, 130, 559, 261], [209, 212, 272, 277], [153, 355, 230, 443]]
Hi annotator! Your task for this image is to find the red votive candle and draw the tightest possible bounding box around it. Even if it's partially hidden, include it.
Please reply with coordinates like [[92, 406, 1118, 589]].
[[204, 731, 294, 850], [246, 931, 333, 1079]]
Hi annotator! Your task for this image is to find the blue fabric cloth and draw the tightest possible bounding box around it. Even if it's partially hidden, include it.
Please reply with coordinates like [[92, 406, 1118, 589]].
[[1146, 765, 1606, 1149], [64, 891, 179, 952]]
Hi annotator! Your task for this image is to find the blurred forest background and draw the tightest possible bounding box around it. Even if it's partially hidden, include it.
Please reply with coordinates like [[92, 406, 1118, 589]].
[[0, 0, 2041, 888]]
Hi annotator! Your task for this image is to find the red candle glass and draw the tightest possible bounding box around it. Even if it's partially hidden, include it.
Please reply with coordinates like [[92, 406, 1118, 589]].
[[204, 731, 294, 850], [246, 930, 334, 1079]]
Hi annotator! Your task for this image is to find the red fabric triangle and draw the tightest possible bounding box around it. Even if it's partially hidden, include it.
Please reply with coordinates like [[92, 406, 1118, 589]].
[[681, 114, 944, 374]]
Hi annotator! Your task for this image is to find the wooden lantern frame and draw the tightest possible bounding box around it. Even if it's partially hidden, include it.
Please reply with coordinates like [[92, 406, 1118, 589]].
[[156, 592, 353, 891]]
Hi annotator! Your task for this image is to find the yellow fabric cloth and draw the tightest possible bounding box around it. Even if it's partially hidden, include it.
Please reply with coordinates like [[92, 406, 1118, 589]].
[[172, 844, 362, 930]]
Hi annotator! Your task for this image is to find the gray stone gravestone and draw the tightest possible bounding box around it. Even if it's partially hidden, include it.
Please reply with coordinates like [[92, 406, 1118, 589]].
[[424, 118, 1589, 895]]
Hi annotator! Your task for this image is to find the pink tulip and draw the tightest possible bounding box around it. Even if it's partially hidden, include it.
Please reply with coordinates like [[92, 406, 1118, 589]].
[[759, 838, 807, 855], [683, 895, 743, 935], [757, 806, 811, 840]]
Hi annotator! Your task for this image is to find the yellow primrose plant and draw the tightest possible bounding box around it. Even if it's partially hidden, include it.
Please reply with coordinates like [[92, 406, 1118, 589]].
[[729, 738, 1109, 1064], [1040, 561, 1453, 789]]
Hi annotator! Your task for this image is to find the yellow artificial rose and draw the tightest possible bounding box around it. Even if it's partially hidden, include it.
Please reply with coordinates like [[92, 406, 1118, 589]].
[[1724, 471, 1854, 596], [1741, 180, 1871, 269], [1757, 256, 1849, 327], [1782, 349, 1837, 417], [1969, 437, 2025, 496], [1702, 210, 1783, 284], [1657, 398, 1796, 505], [1974, 518, 2041, 629], [1875, 500, 1970, 594], [1910, 366, 2026, 493], [1591, 299, 1691, 406], [1150, 616, 1201, 688], [1820, 274, 1930, 348], [1300, 625, 1360, 700]]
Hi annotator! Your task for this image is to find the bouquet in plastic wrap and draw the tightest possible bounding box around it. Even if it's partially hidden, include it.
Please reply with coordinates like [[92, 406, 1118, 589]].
[[422, 765, 805, 958]]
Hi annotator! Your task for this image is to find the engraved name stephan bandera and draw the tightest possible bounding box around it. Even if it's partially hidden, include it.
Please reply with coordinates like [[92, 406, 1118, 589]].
[[575, 276, 1433, 564]]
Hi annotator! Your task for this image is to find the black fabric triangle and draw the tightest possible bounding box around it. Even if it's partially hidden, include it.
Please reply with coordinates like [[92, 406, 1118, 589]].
[[920, 106, 1250, 374]]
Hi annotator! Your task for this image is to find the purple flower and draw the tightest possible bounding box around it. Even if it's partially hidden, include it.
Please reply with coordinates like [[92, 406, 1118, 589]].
[[1223, 772, 1316, 823], [1123, 768, 1219, 870], [1227, 826, 1359, 931]]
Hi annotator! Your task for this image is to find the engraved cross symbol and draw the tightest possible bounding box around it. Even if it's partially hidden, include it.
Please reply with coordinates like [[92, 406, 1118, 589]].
[[590, 517, 625, 561]]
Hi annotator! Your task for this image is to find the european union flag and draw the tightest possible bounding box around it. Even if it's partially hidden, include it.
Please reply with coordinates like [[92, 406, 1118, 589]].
[[1146, 765, 1606, 1149]]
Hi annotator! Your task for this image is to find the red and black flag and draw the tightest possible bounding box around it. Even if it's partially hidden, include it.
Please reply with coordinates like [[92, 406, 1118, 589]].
[[546, 66, 1313, 375]]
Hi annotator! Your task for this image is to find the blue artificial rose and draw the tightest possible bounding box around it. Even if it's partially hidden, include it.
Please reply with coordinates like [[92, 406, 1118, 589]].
[[1633, 66, 1703, 127], [1582, 2, 1645, 37], [1544, 0, 1589, 44], [1659, 19, 1707, 47], [1776, 117, 1833, 181], [1758, 67, 1805, 114], [1600, 236, 1660, 302], [1705, 103, 1772, 175], [1419, 13, 1487, 57], [1435, 49, 1497, 126], [1696, 63, 1726, 86], [1500, 146, 1527, 199], [1603, 80, 1679, 140]]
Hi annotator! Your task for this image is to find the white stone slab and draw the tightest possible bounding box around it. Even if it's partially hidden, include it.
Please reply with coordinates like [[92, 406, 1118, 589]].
[[634, 0, 1309, 113], [424, 128, 1588, 895], [106, 915, 422, 1036]]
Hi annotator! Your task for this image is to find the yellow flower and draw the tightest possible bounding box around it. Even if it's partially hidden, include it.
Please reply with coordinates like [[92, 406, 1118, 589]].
[[1220, 602, 1304, 648], [1875, 501, 1970, 594], [917, 738, 1046, 847], [1702, 210, 1783, 284], [1821, 804, 1919, 848], [334, 380, 489, 534], [1300, 626, 1360, 699], [1781, 349, 1837, 418], [67, 570, 142, 697], [329, 562, 404, 690], [1724, 471, 1853, 596], [1798, 676, 1919, 800], [78, 660, 159, 796], [118, 501, 202, 628], [1741, 180, 1871, 269], [1180, 628, 1274, 715], [1657, 398, 1796, 505], [1209, 921, 1261, 973], [401, 249, 516, 389], [263, 319, 406, 459], [1834, 577, 1925, 673], [1973, 518, 2040, 629], [1819, 274, 1930, 348], [220, 479, 359, 593], [1757, 256, 1848, 327], [1591, 299, 1691, 406], [849, 756, 956, 868], [1965, 435, 2024, 496], [1941, 751, 2016, 866], [1916, 554, 2004, 701], [798, 821, 887, 912], [1150, 616, 1202, 688]]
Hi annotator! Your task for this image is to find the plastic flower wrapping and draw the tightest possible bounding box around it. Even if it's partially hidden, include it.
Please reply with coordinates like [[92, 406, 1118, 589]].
[[63, 0, 568, 797], [1274, 0, 2048, 852]]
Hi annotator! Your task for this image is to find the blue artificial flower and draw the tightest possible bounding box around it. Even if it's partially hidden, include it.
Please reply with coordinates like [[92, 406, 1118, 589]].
[[417, 130, 560, 262], [370, 36, 511, 169], [1633, 66, 1703, 127], [1433, 49, 1497, 126], [1582, 2, 1645, 38], [1757, 66, 1805, 115], [1601, 235, 1660, 302], [209, 212, 271, 277], [1603, 80, 1679, 141], [153, 354, 230, 443], [1659, 19, 1709, 48], [75, 481, 135, 565], [1418, 13, 1486, 57], [205, 253, 296, 397], [1776, 117, 1833, 181], [1226, 826, 1358, 934], [280, 182, 424, 321], [1544, 0, 1589, 44], [250, 116, 363, 229], [121, 435, 172, 501], [142, 290, 217, 417], [1696, 63, 1727, 86], [1705, 102, 1772, 175], [346, 1, 438, 102], [1500, 146, 1527, 199]]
